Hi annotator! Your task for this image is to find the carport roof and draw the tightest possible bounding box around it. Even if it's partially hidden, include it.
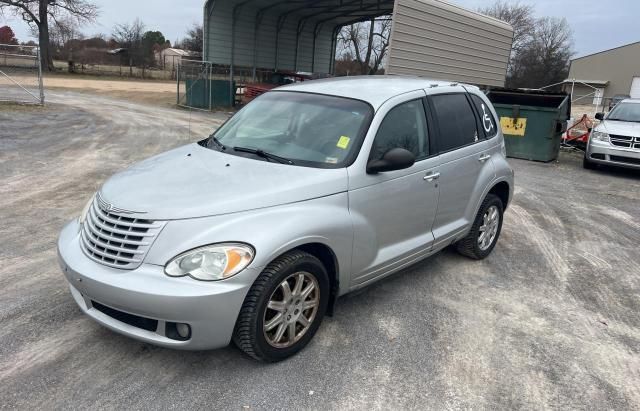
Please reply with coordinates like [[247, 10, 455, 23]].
[[205, 0, 396, 28]]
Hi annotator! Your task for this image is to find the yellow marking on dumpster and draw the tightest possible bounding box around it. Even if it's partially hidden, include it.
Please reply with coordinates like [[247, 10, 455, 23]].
[[500, 117, 527, 136]]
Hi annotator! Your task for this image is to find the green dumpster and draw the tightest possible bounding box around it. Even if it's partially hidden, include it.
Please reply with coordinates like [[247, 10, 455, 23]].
[[185, 79, 235, 108], [487, 89, 570, 162]]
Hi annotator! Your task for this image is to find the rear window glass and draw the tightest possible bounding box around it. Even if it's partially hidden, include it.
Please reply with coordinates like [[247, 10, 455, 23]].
[[470, 95, 498, 138], [431, 94, 479, 152]]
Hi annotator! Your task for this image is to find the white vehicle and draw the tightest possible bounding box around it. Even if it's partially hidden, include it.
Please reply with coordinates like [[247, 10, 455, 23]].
[[585, 99, 640, 170]]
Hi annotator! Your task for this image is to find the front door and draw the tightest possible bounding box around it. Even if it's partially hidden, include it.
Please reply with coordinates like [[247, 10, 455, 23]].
[[348, 93, 440, 286]]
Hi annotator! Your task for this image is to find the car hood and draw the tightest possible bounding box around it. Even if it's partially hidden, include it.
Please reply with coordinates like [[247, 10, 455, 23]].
[[99, 144, 348, 220], [598, 120, 640, 136]]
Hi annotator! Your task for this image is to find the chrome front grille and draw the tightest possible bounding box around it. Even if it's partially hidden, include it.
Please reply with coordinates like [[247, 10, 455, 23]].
[[80, 196, 165, 269], [609, 134, 638, 149]]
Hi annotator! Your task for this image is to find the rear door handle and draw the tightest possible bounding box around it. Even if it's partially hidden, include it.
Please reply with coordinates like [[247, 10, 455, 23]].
[[479, 154, 491, 162], [424, 171, 440, 182]]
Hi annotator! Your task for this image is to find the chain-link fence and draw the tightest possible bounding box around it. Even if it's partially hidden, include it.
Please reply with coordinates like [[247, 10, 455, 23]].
[[176, 60, 288, 110], [0, 44, 44, 104], [177, 60, 236, 110]]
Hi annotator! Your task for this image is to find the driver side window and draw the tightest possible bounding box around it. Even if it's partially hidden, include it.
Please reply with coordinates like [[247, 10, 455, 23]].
[[370, 99, 429, 161]]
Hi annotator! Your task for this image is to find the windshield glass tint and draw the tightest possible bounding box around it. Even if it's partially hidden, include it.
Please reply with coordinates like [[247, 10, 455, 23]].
[[212, 91, 373, 167], [608, 102, 640, 122]]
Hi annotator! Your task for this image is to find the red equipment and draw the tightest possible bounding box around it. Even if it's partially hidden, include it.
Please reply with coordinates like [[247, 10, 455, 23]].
[[564, 114, 594, 145]]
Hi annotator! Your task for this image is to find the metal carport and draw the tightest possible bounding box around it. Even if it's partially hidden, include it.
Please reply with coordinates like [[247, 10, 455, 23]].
[[203, 0, 396, 78], [198, 0, 513, 108]]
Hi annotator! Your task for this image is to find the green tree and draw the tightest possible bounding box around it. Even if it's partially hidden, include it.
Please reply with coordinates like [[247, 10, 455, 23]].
[[142, 30, 165, 66]]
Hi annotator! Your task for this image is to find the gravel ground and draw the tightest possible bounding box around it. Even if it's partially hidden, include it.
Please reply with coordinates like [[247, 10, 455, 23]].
[[1, 91, 639, 410]]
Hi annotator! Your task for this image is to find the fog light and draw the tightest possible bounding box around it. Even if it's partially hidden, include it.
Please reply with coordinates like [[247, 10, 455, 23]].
[[166, 322, 191, 341], [176, 323, 191, 339]]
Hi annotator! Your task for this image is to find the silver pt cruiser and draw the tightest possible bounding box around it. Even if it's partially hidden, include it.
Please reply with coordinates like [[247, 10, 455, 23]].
[[58, 76, 514, 362]]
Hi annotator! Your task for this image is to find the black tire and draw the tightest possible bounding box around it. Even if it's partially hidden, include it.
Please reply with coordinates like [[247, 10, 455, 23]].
[[233, 250, 329, 362], [583, 155, 596, 170], [455, 194, 504, 260]]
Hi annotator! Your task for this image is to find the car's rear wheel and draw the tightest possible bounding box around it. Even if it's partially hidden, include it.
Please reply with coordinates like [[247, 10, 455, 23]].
[[455, 194, 504, 260], [233, 250, 329, 362]]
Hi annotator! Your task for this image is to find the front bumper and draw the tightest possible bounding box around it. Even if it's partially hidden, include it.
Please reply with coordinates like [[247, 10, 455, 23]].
[[587, 140, 640, 170], [57, 220, 257, 350]]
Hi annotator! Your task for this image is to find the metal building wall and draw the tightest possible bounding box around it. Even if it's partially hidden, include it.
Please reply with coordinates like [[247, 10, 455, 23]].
[[568, 41, 640, 98], [386, 0, 513, 87], [204, 1, 335, 74]]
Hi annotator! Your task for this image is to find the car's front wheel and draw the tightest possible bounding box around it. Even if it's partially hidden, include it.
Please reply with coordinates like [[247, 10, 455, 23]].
[[233, 250, 329, 362], [583, 155, 597, 170], [456, 193, 504, 259]]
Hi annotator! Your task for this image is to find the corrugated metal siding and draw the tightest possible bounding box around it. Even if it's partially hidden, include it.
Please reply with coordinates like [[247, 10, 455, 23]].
[[204, 0, 511, 81], [387, 0, 513, 87], [206, 0, 233, 64], [312, 26, 334, 74], [204, 0, 334, 74]]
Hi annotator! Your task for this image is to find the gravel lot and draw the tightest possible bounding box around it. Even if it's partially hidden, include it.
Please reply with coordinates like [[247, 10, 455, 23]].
[[1, 91, 639, 410]]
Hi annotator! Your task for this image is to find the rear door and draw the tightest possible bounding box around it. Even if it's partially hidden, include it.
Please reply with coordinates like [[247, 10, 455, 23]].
[[427, 91, 496, 248]]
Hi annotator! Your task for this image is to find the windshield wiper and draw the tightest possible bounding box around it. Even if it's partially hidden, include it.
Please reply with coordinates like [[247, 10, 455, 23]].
[[233, 146, 295, 165], [208, 135, 227, 151]]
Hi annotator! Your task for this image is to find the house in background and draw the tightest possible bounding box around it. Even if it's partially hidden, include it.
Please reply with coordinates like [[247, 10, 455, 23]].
[[565, 41, 640, 107], [155, 48, 193, 71]]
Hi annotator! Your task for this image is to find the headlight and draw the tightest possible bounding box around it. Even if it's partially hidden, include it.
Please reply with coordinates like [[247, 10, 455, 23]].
[[165, 243, 255, 281], [590, 130, 609, 142], [78, 194, 95, 225]]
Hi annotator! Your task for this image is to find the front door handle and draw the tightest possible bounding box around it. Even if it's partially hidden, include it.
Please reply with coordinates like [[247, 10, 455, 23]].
[[479, 154, 491, 162], [424, 171, 440, 182]]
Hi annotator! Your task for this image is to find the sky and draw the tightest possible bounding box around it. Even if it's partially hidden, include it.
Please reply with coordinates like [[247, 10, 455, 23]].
[[1, 0, 638, 58]]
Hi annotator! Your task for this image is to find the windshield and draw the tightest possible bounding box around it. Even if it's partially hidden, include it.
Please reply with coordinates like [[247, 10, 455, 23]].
[[607, 102, 640, 122], [208, 91, 373, 168]]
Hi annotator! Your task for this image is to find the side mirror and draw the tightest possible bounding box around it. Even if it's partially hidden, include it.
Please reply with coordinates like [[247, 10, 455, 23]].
[[367, 148, 416, 174], [594, 112, 605, 121]]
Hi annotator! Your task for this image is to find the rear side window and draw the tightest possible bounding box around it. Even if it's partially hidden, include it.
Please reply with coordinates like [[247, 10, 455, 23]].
[[431, 94, 478, 152], [470, 94, 498, 138]]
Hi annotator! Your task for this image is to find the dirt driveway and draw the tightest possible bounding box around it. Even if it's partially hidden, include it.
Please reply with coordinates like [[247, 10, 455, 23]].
[[1, 91, 639, 409], [1, 74, 178, 108]]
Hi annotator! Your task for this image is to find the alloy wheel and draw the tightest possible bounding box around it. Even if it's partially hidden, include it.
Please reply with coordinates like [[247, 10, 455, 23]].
[[263, 272, 320, 348], [478, 205, 500, 251]]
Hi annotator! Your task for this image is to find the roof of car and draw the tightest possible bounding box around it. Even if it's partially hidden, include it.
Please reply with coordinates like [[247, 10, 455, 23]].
[[620, 98, 640, 104], [276, 75, 477, 109]]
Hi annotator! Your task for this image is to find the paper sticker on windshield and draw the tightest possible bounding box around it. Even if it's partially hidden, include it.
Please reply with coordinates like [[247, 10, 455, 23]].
[[337, 136, 351, 149], [325, 157, 338, 164]]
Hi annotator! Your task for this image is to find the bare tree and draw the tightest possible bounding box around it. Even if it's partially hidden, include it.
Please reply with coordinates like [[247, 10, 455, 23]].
[[509, 17, 573, 88], [0, 0, 98, 71], [478, 1, 534, 54], [111, 18, 145, 74], [179, 23, 202, 53], [43, 15, 81, 50], [336, 17, 391, 75], [480, 1, 573, 88], [478, 1, 535, 79]]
